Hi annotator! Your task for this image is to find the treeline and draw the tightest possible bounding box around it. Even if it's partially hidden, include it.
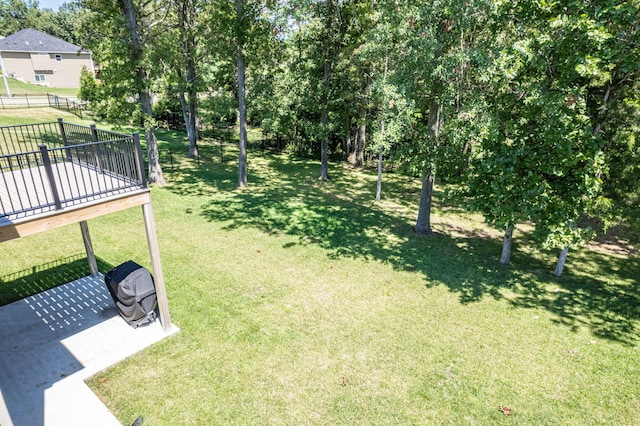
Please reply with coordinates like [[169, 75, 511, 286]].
[[3, 0, 639, 273], [0, 0, 90, 46]]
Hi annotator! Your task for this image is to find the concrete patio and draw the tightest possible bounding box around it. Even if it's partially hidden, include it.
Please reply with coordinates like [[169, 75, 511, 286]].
[[0, 274, 178, 426]]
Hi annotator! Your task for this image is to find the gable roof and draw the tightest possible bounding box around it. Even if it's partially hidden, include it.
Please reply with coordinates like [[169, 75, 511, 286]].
[[0, 29, 87, 54]]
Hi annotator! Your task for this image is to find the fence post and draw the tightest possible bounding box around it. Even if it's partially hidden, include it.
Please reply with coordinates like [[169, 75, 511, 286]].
[[133, 132, 148, 187], [39, 144, 62, 210]]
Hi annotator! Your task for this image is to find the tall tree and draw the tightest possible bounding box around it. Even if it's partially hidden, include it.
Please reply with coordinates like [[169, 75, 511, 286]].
[[118, 0, 165, 184], [392, 0, 493, 235], [317, 0, 340, 180], [204, 0, 276, 187], [465, 0, 636, 271], [1, 0, 45, 36], [171, 0, 204, 158], [235, 0, 248, 187]]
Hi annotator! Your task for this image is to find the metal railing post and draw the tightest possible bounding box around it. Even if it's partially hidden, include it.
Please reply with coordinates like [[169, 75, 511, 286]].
[[58, 118, 72, 161], [90, 124, 99, 143], [39, 144, 62, 210], [132, 132, 148, 187], [90, 124, 103, 172], [57, 118, 69, 145]]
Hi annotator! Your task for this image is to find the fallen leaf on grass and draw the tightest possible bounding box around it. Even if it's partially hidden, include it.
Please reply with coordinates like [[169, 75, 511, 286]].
[[498, 405, 512, 417]]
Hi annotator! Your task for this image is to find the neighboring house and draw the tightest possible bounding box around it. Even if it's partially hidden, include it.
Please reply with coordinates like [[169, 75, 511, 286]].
[[0, 28, 94, 88]]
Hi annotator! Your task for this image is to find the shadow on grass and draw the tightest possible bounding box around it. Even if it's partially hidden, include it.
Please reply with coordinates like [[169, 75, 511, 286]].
[[0, 254, 114, 306], [163, 143, 640, 345]]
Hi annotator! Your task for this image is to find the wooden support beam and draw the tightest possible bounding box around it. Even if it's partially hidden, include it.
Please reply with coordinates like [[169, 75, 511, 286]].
[[142, 202, 172, 331], [80, 220, 98, 276], [0, 190, 151, 242]]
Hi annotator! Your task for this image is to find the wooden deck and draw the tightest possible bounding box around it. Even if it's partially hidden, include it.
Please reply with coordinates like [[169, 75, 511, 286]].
[[0, 160, 149, 243], [1, 122, 173, 333], [1, 161, 142, 221]]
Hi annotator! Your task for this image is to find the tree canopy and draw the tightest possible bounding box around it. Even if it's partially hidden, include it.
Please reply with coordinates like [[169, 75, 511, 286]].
[[5, 0, 639, 273]]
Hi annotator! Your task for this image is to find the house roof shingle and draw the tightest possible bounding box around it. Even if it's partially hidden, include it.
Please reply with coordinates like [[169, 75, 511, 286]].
[[0, 29, 87, 54]]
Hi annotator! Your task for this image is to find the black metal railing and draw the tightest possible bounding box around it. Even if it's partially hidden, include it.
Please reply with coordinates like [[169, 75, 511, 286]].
[[0, 121, 61, 155], [1, 119, 147, 220]]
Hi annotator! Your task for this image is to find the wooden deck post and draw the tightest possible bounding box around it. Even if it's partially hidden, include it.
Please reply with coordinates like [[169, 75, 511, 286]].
[[141, 201, 172, 331], [79, 220, 99, 276]]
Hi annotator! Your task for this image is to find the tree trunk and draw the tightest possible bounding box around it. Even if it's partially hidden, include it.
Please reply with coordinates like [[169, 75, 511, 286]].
[[176, 0, 198, 158], [319, 0, 336, 181], [500, 226, 513, 264], [375, 56, 388, 202], [185, 59, 198, 157], [120, 0, 165, 185], [346, 126, 356, 165], [355, 105, 366, 167], [236, 0, 248, 187], [415, 102, 442, 234], [355, 73, 371, 167], [138, 73, 164, 185], [554, 247, 569, 277], [415, 168, 434, 234], [344, 118, 354, 162], [319, 55, 331, 181], [375, 145, 383, 202], [178, 86, 198, 158]]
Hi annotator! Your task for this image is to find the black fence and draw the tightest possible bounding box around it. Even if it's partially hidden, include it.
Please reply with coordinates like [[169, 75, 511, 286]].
[[0, 93, 84, 117], [0, 119, 146, 220], [47, 94, 84, 117]]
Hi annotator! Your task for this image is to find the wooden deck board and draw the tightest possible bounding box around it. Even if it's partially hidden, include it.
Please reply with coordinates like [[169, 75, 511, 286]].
[[1, 161, 142, 220]]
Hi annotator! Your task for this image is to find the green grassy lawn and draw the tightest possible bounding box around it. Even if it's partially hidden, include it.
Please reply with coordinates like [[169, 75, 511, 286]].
[[1, 77, 79, 97], [0, 107, 143, 132], [1, 112, 639, 424], [0, 107, 89, 126]]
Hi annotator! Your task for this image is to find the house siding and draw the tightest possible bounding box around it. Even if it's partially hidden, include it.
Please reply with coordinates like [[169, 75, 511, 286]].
[[1, 51, 92, 88]]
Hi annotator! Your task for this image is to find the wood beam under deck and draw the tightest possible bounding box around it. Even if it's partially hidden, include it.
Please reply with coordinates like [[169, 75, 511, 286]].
[[0, 190, 151, 242], [0, 190, 174, 331]]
